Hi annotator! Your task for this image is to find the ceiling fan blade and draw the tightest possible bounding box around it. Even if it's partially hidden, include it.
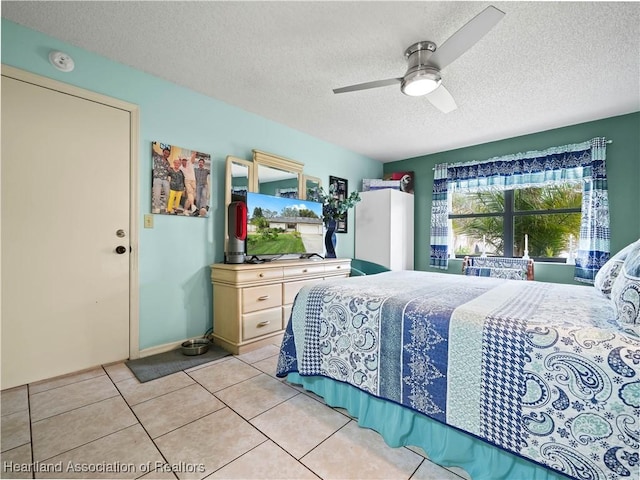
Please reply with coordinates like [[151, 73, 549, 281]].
[[426, 84, 457, 113], [333, 78, 402, 94], [428, 5, 505, 71]]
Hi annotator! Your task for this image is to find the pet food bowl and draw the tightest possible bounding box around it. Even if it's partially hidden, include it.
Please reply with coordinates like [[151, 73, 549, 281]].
[[181, 338, 210, 356]]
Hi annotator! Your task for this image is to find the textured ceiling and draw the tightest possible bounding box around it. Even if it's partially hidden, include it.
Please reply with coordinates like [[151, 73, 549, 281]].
[[3, 1, 639, 162]]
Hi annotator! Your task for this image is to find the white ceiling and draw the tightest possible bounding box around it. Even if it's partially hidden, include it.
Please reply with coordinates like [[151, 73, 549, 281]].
[[3, 1, 639, 162]]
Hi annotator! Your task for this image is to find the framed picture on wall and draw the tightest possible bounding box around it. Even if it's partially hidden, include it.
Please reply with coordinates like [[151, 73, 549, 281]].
[[329, 175, 348, 233], [151, 141, 211, 217]]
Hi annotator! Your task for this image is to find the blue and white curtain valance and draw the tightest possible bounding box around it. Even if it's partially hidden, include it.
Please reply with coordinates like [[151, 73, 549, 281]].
[[429, 137, 609, 283], [276, 188, 298, 199]]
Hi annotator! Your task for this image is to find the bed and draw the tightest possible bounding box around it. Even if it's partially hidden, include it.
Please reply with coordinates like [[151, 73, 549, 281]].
[[276, 269, 640, 480]]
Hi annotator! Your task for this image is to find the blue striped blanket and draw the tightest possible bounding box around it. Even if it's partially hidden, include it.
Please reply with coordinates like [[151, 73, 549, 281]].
[[276, 271, 640, 480]]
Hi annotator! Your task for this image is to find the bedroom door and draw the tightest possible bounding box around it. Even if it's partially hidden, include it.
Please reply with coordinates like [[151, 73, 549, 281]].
[[1, 71, 134, 389]]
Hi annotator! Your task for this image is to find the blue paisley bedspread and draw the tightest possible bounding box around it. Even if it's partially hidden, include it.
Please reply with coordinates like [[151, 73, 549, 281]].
[[276, 271, 640, 480]]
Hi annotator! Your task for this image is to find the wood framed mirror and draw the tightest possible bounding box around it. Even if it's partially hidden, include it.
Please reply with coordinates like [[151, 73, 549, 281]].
[[223, 150, 310, 258], [225, 156, 252, 207], [252, 150, 303, 199], [224, 156, 253, 250], [303, 175, 322, 201]]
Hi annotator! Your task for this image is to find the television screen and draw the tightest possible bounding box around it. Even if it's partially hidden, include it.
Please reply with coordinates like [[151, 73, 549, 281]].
[[245, 192, 324, 258]]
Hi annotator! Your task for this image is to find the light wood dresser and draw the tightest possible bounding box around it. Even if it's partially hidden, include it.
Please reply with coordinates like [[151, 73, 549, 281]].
[[210, 258, 351, 354]]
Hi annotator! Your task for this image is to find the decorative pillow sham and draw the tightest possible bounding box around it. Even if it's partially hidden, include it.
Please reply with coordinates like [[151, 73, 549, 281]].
[[595, 239, 640, 298], [611, 240, 640, 337]]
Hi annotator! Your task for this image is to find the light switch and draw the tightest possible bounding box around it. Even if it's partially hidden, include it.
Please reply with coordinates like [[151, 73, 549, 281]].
[[144, 214, 154, 229]]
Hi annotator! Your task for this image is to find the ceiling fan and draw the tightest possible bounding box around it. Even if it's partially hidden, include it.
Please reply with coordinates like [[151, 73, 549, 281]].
[[333, 5, 505, 113]]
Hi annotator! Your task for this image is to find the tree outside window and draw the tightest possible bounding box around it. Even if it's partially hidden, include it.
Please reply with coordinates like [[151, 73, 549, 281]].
[[450, 183, 582, 261]]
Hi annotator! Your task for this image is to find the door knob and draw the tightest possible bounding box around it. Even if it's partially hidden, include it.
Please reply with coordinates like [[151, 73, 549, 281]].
[[115, 246, 127, 254]]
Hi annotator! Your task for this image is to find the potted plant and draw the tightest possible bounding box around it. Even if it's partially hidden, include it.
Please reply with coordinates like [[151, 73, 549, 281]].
[[314, 184, 361, 258]]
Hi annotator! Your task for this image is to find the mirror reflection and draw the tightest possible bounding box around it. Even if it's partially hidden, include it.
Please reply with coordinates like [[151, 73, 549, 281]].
[[257, 164, 299, 198], [224, 156, 253, 249], [230, 162, 249, 202], [304, 175, 322, 201]]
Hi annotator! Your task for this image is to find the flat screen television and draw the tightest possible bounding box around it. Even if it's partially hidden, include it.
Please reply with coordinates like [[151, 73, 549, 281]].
[[245, 192, 324, 260]]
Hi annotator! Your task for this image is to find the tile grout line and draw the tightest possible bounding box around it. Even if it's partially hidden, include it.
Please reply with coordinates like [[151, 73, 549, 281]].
[[229, 351, 359, 479], [25, 365, 172, 475], [216, 434, 322, 480], [28, 370, 107, 396], [26, 368, 134, 466], [30, 392, 122, 425], [185, 372, 325, 480], [298, 418, 353, 465], [31, 423, 141, 466], [270, 372, 466, 480], [27, 383, 35, 480], [232, 350, 369, 478], [115, 355, 280, 479], [105, 365, 179, 480], [199, 437, 272, 479], [183, 355, 235, 375], [120, 380, 205, 408], [180, 356, 315, 478], [112, 373, 198, 408], [240, 394, 329, 479]]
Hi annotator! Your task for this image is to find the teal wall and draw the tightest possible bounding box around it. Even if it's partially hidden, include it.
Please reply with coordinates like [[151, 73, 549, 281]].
[[2, 20, 383, 350], [385, 112, 640, 285]]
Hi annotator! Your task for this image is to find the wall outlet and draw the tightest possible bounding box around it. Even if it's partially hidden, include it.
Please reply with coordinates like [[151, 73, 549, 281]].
[[144, 214, 154, 229]]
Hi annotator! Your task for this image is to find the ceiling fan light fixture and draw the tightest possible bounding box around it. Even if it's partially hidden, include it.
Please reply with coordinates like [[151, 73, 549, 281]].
[[401, 68, 442, 97]]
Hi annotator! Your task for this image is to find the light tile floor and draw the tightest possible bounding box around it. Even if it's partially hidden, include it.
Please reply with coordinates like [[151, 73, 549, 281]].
[[1, 342, 471, 480]]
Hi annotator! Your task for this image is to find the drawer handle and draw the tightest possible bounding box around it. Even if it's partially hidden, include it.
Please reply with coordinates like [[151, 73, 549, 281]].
[[257, 320, 271, 327], [336, 266, 341, 269], [258, 273, 264, 278], [258, 295, 270, 301], [302, 268, 308, 273]]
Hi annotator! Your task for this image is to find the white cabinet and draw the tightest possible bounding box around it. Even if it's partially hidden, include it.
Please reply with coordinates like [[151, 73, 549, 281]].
[[355, 189, 414, 270]]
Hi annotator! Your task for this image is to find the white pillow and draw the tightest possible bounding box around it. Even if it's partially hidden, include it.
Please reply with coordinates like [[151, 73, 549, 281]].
[[610, 240, 640, 337], [594, 239, 640, 298]]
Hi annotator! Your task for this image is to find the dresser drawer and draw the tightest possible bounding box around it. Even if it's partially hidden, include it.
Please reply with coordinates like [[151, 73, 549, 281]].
[[283, 279, 322, 305], [242, 284, 282, 313], [283, 264, 325, 278], [235, 268, 283, 284], [242, 308, 282, 340], [325, 262, 350, 275]]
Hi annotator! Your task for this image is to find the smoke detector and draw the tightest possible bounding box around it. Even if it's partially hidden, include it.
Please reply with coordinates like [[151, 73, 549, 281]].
[[49, 51, 75, 72]]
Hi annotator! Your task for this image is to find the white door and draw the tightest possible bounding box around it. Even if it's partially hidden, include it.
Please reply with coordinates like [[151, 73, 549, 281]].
[[1, 74, 132, 389]]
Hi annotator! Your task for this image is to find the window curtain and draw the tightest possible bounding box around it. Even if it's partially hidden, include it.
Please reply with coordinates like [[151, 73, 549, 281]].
[[429, 163, 450, 269], [429, 138, 609, 283]]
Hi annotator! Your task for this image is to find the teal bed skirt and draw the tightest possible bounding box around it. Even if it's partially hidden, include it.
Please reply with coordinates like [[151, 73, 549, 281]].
[[286, 373, 568, 480]]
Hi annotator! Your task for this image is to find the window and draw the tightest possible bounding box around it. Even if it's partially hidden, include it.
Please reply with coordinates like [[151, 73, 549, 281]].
[[449, 183, 582, 261], [430, 138, 608, 282]]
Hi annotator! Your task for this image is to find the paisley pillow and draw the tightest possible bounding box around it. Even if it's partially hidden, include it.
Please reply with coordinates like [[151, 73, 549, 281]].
[[595, 239, 640, 298], [611, 241, 640, 337]]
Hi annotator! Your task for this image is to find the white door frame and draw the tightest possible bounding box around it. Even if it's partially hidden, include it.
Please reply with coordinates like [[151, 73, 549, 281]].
[[1, 64, 141, 360]]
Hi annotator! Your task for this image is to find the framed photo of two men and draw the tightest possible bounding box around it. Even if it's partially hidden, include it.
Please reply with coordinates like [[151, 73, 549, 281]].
[[151, 141, 211, 217]]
